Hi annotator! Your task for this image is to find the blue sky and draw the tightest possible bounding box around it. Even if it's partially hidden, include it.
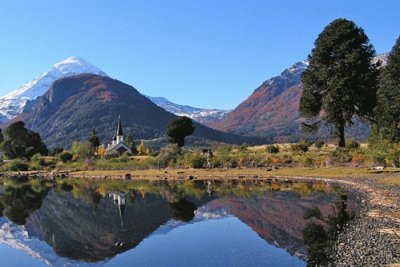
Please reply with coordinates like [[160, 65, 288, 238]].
[[0, 1, 398, 109]]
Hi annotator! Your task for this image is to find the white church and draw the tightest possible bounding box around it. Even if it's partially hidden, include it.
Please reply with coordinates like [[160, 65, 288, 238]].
[[106, 117, 132, 155]]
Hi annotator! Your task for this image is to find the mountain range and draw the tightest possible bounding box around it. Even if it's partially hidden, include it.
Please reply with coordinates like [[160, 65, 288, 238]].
[[0, 54, 388, 147]]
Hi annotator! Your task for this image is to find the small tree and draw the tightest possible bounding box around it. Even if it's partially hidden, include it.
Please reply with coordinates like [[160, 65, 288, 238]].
[[300, 18, 379, 147], [138, 140, 147, 155], [167, 116, 195, 147], [96, 146, 107, 159], [0, 129, 4, 144], [375, 36, 400, 141]]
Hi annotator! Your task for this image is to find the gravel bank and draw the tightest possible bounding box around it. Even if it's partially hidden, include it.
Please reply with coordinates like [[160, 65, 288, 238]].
[[331, 178, 400, 266]]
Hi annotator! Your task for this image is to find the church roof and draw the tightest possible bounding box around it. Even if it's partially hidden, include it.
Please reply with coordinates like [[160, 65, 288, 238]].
[[106, 141, 132, 154]]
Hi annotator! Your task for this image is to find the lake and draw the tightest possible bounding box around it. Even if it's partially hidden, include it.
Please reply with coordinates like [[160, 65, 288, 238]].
[[0, 178, 353, 266]]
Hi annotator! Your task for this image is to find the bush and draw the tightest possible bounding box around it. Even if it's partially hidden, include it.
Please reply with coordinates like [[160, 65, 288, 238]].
[[331, 148, 352, 163], [271, 156, 282, 165], [346, 140, 360, 150], [104, 151, 119, 160], [178, 152, 206, 168], [157, 144, 180, 168], [351, 152, 365, 166], [387, 144, 400, 167], [314, 140, 325, 149], [4, 159, 29, 171], [291, 140, 310, 152], [59, 151, 73, 163], [302, 156, 314, 167], [266, 145, 280, 154]]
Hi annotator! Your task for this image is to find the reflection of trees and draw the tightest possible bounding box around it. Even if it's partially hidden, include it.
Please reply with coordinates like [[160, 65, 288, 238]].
[[303, 195, 350, 266], [0, 183, 49, 225], [157, 181, 198, 222], [0, 202, 4, 217], [170, 199, 197, 222]]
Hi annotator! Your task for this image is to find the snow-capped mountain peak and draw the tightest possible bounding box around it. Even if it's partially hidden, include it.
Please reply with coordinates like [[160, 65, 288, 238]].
[[0, 56, 107, 122]]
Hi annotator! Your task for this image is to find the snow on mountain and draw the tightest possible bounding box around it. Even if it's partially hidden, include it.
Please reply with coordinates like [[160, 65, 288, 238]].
[[0, 56, 107, 122], [146, 96, 230, 125], [0, 217, 102, 267]]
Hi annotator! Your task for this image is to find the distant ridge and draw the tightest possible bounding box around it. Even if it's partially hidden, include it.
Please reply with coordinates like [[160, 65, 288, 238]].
[[146, 96, 230, 125]]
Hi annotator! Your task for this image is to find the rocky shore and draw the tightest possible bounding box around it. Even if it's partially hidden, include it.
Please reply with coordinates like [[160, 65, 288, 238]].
[[331, 177, 400, 266]]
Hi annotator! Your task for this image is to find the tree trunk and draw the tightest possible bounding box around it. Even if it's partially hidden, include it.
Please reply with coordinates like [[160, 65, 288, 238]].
[[338, 122, 345, 148]]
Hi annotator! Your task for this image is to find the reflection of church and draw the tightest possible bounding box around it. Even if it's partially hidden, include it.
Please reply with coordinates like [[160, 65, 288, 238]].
[[106, 117, 132, 155]]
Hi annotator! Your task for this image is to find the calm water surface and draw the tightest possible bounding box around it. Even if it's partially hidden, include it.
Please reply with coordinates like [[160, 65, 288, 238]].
[[0, 178, 353, 266]]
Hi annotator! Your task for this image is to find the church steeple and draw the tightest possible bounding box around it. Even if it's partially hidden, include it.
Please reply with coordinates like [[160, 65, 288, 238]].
[[116, 115, 124, 143]]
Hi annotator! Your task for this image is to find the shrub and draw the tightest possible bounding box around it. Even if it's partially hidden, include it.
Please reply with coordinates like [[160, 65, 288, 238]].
[[331, 148, 352, 163], [178, 152, 206, 168], [346, 140, 360, 150], [266, 145, 280, 154], [325, 155, 336, 167], [314, 140, 325, 149], [387, 144, 400, 167], [239, 144, 248, 151], [157, 144, 180, 168], [4, 159, 29, 171], [104, 151, 119, 160], [271, 156, 282, 165], [59, 151, 73, 163], [291, 140, 310, 152], [351, 152, 365, 166], [302, 156, 314, 167]]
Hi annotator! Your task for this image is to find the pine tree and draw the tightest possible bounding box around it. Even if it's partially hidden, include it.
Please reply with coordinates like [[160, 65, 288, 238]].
[[88, 128, 100, 148], [375, 37, 400, 141], [125, 133, 138, 155], [300, 18, 379, 147]]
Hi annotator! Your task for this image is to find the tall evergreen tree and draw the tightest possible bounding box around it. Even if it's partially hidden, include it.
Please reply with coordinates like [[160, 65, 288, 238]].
[[88, 128, 100, 148], [125, 133, 138, 155], [375, 37, 400, 141], [300, 18, 379, 147], [167, 116, 195, 147]]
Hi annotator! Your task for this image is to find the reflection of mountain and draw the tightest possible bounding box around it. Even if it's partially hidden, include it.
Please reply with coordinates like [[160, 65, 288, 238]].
[[206, 191, 339, 258], [24, 190, 213, 262], [0, 181, 347, 266]]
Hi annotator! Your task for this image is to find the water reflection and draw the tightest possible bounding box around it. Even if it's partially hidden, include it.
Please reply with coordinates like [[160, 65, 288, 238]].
[[303, 195, 351, 266], [0, 178, 353, 266]]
